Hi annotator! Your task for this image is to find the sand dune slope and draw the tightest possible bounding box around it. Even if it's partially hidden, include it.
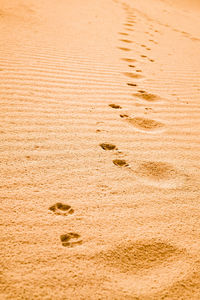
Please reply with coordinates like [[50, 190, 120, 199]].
[[1, 0, 200, 299]]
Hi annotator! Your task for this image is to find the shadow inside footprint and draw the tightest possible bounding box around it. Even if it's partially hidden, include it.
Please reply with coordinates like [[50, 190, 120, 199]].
[[124, 23, 134, 27], [109, 103, 122, 109], [60, 232, 82, 247], [120, 39, 133, 43], [113, 159, 128, 167], [118, 32, 129, 36], [100, 143, 117, 150], [124, 72, 143, 79], [118, 47, 131, 51], [121, 58, 136, 63], [49, 203, 74, 216], [127, 83, 137, 86]]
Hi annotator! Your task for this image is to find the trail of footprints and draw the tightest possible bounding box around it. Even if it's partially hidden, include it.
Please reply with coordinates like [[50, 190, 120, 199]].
[[51, 0, 188, 249], [116, 2, 167, 134], [97, 0, 194, 295], [49, 202, 82, 247]]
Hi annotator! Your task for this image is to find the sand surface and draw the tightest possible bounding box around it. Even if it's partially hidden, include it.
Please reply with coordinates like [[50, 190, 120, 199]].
[[1, 0, 200, 299]]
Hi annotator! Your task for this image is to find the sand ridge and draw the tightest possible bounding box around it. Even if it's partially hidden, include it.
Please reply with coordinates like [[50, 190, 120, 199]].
[[1, 0, 200, 299]]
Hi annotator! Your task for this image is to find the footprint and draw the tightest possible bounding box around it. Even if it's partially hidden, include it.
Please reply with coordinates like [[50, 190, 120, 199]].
[[109, 103, 122, 109], [134, 161, 188, 188], [133, 92, 160, 102], [120, 39, 132, 43], [126, 117, 164, 131], [100, 143, 117, 151], [128, 64, 135, 68], [118, 47, 131, 51], [98, 240, 184, 274], [118, 32, 129, 36], [96, 239, 194, 296], [49, 203, 74, 216], [124, 72, 143, 79], [121, 58, 136, 62], [113, 159, 128, 167], [120, 114, 129, 118], [60, 232, 82, 247], [127, 83, 137, 86]]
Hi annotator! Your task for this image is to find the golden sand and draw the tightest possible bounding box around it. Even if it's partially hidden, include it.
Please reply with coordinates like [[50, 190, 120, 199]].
[[1, 0, 200, 299]]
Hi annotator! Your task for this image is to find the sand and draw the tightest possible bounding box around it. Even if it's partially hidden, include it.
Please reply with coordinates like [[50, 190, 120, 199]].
[[0, 0, 200, 299]]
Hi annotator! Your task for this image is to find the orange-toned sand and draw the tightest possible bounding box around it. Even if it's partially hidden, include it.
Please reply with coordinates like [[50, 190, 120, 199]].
[[1, 0, 200, 299]]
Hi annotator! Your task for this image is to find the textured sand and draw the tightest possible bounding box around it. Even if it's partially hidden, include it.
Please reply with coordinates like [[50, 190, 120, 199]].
[[1, 0, 200, 299]]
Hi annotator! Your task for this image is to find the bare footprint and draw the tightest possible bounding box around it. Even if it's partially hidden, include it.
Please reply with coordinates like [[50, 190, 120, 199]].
[[133, 92, 160, 102], [100, 143, 117, 151], [49, 203, 74, 216], [60, 233, 82, 247], [126, 117, 164, 131], [109, 103, 122, 109], [113, 159, 128, 167]]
